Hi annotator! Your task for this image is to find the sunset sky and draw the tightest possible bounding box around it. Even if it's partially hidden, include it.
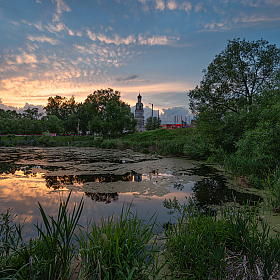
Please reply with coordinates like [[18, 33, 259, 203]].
[[1, 0, 280, 120]]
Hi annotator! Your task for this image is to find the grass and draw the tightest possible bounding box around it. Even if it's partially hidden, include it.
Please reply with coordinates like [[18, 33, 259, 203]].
[[1, 193, 280, 279], [0, 135, 95, 147], [163, 197, 280, 279], [77, 205, 160, 279], [0, 193, 162, 280], [0, 192, 83, 279]]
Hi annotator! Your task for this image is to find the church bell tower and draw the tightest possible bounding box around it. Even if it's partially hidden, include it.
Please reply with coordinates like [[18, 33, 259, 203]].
[[135, 92, 145, 131]]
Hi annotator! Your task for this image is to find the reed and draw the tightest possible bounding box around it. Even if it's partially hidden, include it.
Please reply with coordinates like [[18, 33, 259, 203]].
[[77, 205, 160, 279], [0, 192, 83, 279], [163, 197, 280, 279]]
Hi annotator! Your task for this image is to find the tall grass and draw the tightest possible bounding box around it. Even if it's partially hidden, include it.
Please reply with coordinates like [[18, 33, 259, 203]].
[[0, 192, 84, 279], [0, 194, 162, 280], [77, 206, 160, 279], [163, 197, 280, 279]]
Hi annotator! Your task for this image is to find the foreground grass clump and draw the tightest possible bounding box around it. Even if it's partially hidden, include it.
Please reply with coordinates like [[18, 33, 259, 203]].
[[0, 193, 160, 280], [78, 207, 160, 279], [163, 198, 280, 280], [0, 193, 83, 280]]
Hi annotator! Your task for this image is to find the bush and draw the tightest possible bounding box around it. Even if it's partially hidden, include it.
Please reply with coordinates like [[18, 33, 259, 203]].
[[100, 139, 117, 149], [141, 147, 150, 154], [39, 131, 55, 146], [183, 132, 213, 159]]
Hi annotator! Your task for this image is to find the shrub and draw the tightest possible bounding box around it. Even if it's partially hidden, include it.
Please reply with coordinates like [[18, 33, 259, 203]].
[[100, 139, 117, 149], [141, 147, 150, 154], [39, 131, 55, 146]]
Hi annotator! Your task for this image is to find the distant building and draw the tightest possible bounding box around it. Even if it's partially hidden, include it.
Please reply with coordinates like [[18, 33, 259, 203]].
[[135, 93, 145, 132]]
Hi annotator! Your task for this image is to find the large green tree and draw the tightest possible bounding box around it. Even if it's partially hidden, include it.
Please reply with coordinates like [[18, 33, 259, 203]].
[[189, 38, 280, 115], [188, 38, 280, 152], [87, 88, 136, 137], [44, 96, 78, 134]]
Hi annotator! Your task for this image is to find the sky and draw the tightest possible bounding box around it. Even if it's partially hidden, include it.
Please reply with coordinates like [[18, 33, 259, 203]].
[[1, 0, 280, 123]]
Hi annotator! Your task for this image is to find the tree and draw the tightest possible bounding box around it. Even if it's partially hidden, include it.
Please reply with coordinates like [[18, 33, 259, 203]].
[[87, 89, 136, 137], [101, 100, 136, 137], [44, 96, 67, 118], [145, 116, 161, 130], [41, 115, 63, 134], [44, 96, 78, 134], [188, 38, 280, 152], [189, 38, 280, 115], [23, 107, 42, 120]]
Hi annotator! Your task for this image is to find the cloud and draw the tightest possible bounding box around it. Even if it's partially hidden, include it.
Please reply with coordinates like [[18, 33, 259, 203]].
[[97, 34, 136, 45], [117, 81, 193, 110], [115, 75, 139, 82], [130, 104, 192, 123], [87, 30, 97, 41], [138, 34, 168, 45], [180, 1, 192, 12], [46, 22, 65, 33], [265, 0, 280, 5], [68, 29, 74, 36], [157, 0, 192, 12], [238, 13, 280, 23], [160, 106, 192, 124], [0, 98, 19, 111], [0, 99, 44, 114], [195, 2, 204, 12], [155, 0, 165, 10], [52, 0, 71, 22], [167, 0, 178, 10], [86, 31, 173, 46], [10, 21, 20, 26], [17, 53, 37, 64], [201, 13, 280, 31], [6, 53, 38, 65], [33, 22, 44, 31], [27, 35, 59, 45]]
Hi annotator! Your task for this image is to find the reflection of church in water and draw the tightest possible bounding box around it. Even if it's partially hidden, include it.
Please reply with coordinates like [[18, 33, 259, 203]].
[[135, 93, 145, 132], [134, 173, 142, 182]]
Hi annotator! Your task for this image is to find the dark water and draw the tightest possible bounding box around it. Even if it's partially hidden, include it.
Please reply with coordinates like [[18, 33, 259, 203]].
[[0, 148, 261, 239], [187, 164, 261, 207]]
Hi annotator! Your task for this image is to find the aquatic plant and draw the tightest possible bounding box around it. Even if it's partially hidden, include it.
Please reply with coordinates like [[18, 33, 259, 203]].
[[77, 205, 160, 279], [0, 193, 83, 279], [163, 197, 280, 279]]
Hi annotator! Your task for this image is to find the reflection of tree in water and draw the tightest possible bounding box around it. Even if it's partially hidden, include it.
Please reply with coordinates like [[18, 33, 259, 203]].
[[85, 192, 119, 204], [174, 182, 184, 190], [0, 163, 17, 175], [192, 178, 261, 208], [44, 173, 134, 189]]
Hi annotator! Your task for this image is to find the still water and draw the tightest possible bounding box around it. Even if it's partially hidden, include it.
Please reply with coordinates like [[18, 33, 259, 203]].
[[0, 147, 260, 239]]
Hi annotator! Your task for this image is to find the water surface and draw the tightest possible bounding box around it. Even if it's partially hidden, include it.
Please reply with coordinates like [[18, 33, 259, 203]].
[[0, 147, 260, 239]]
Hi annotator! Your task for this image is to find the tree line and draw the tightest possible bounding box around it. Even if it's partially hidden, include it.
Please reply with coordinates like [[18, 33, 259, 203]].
[[0, 88, 137, 138]]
